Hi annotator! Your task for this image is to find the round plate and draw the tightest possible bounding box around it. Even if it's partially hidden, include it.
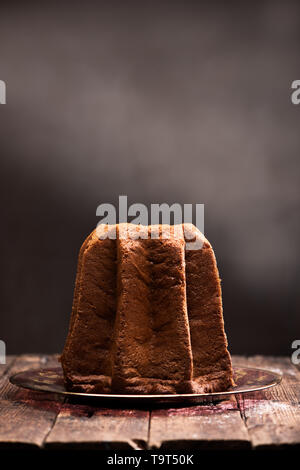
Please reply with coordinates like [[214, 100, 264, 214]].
[[10, 366, 281, 404]]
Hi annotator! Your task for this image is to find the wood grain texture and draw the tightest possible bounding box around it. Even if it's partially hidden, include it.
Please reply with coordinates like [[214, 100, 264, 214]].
[[0, 355, 299, 450], [46, 404, 149, 450], [233, 355, 300, 449], [149, 396, 250, 450], [0, 355, 16, 378], [0, 354, 63, 449]]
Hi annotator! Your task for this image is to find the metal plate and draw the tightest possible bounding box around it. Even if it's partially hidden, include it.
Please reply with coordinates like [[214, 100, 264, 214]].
[[10, 366, 282, 404]]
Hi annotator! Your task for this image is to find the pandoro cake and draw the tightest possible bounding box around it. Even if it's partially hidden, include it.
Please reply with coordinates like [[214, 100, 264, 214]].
[[61, 223, 234, 394]]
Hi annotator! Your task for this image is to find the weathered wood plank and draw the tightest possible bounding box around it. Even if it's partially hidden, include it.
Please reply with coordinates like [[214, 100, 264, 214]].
[[149, 396, 250, 450], [234, 355, 300, 449], [46, 404, 149, 450], [0, 354, 299, 450], [0, 354, 63, 449]]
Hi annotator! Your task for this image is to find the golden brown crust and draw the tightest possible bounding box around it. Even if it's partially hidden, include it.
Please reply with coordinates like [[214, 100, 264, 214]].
[[111, 226, 193, 394], [61, 228, 117, 393], [60, 230, 96, 364], [61, 223, 233, 394]]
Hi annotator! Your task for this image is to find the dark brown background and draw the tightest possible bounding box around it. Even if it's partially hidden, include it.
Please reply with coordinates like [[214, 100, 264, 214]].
[[0, 1, 299, 355]]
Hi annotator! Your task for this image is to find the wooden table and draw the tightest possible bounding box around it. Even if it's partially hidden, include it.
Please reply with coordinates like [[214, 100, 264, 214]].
[[0, 355, 299, 451]]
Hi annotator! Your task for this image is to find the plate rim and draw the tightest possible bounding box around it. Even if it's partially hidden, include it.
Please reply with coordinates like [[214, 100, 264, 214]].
[[9, 365, 282, 400]]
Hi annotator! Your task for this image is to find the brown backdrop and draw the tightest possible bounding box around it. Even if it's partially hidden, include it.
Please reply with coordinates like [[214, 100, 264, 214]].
[[0, 1, 299, 355]]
